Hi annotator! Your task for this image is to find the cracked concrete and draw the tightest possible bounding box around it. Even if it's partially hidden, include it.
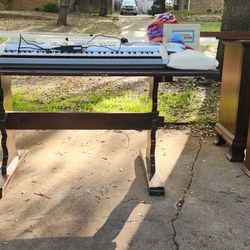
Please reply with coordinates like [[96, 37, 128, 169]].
[[1, 128, 249, 249], [171, 138, 203, 250], [173, 137, 250, 250]]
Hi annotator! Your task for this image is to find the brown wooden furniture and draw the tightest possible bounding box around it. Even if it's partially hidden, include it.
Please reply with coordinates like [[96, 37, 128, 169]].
[[201, 32, 250, 40], [214, 40, 250, 162], [0, 68, 219, 198], [242, 117, 250, 176]]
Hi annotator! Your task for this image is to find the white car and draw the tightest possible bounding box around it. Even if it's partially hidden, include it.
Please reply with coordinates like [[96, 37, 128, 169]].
[[120, 0, 138, 15], [165, 0, 173, 8]]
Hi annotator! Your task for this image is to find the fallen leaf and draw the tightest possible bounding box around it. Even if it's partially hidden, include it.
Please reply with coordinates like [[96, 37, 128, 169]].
[[34, 192, 51, 199], [95, 195, 101, 200]]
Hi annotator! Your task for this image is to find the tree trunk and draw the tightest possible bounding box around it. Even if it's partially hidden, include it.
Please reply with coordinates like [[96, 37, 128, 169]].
[[216, 0, 250, 78], [69, 0, 76, 11], [179, 0, 185, 11], [159, 0, 165, 13], [99, 0, 108, 16], [57, 0, 70, 26]]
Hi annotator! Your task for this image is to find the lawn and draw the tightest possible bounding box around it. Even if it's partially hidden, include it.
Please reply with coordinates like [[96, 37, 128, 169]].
[[12, 76, 220, 124], [172, 10, 222, 31], [199, 22, 221, 32], [0, 11, 120, 34]]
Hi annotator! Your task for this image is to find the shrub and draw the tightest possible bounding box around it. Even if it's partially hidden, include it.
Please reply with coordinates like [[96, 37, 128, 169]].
[[43, 2, 58, 13]]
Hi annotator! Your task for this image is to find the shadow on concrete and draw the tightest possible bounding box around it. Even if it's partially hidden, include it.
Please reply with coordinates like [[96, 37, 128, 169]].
[[0, 156, 151, 249], [1, 130, 249, 249]]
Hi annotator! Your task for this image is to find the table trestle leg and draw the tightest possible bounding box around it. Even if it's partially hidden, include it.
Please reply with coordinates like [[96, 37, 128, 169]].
[[0, 76, 27, 199], [140, 76, 165, 196]]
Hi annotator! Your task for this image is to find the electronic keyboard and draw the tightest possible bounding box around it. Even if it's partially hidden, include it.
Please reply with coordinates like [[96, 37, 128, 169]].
[[0, 37, 169, 69]]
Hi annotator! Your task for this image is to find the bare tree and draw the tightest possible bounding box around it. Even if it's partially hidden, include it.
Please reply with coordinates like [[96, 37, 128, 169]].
[[159, 0, 165, 13], [216, 0, 250, 77], [99, 0, 108, 16], [179, 0, 185, 11], [57, 0, 70, 26], [69, 0, 76, 11]]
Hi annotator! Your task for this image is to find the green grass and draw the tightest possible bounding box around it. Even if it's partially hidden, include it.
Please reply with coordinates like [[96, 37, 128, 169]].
[[178, 21, 221, 32], [171, 10, 206, 17], [0, 36, 8, 43], [13, 91, 87, 111], [199, 22, 221, 32], [171, 10, 221, 32], [13, 86, 218, 124], [194, 85, 219, 124], [158, 89, 200, 122], [87, 91, 150, 112]]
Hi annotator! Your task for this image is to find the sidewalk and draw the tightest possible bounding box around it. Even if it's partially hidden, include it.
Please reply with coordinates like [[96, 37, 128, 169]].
[[0, 128, 249, 249]]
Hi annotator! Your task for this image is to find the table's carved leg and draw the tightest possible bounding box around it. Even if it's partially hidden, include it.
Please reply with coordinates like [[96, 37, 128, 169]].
[[226, 143, 245, 162], [140, 76, 165, 196], [0, 76, 27, 199], [1, 129, 8, 176]]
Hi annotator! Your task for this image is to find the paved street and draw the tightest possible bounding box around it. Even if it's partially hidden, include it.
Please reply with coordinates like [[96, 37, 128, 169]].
[[120, 15, 153, 42]]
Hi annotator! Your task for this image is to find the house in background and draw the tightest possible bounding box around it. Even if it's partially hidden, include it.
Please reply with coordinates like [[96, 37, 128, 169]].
[[189, 0, 223, 12], [75, 0, 113, 13], [172, 0, 223, 12], [114, 0, 224, 14]]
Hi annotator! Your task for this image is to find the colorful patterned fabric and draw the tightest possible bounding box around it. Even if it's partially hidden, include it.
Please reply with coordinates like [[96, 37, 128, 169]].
[[146, 12, 177, 43]]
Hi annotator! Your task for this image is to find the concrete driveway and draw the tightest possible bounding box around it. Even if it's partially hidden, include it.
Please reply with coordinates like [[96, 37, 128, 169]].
[[119, 14, 153, 42], [1, 129, 249, 250]]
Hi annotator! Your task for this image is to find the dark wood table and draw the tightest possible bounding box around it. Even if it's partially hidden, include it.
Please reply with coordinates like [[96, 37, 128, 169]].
[[214, 40, 250, 161], [0, 67, 219, 198]]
